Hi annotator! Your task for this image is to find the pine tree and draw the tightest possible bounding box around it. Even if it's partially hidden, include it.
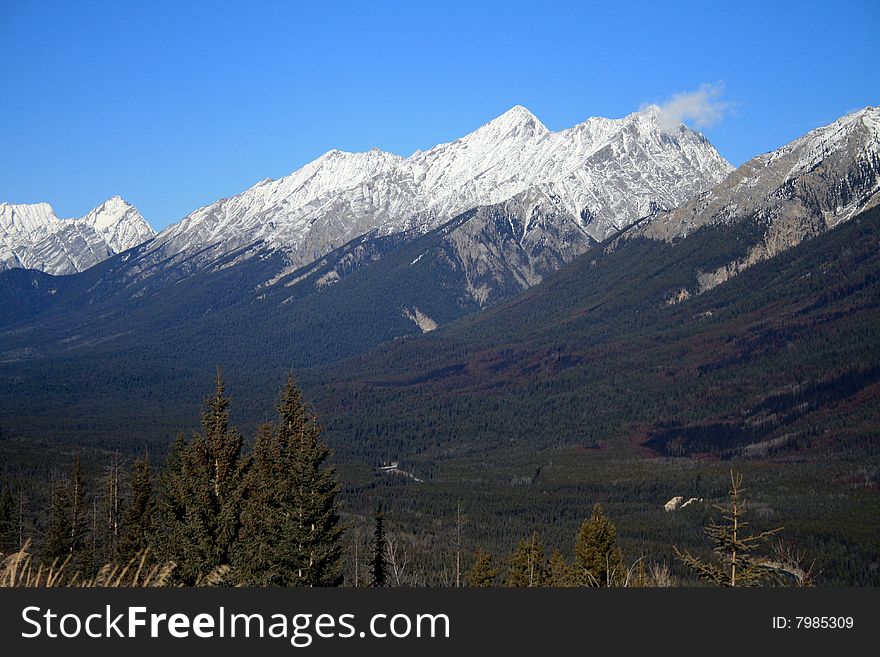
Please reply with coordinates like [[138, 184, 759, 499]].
[[157, 433, 188, 570], [44, 477, 72, 563], [158, 372, 248, 584], [235, 376, 343, 586], [118, 456, 155, 562], [547, 547, 574, 587], [573, 502, 624, 586], [369, 509, 387, 587], [506, 532, 546, 587], [674, 471, 783, 587], [465, 546, 497, 587]]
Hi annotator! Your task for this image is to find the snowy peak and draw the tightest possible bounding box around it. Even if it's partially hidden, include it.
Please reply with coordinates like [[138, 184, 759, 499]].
[[624, 105, 662, 128], [0, 201, 60, 237], [639, 106, 880, 290], [857, 105, 880, 131], [82, 195, 134, 231], [471, 104, 549, 138], [80, 196, 155, 253], [616, 106, 709, 148], [148, 103, 732, 274], [242, 147, 406, 214], [763, 105, 880, 177], [497, 103, 544, 123], [631, 104, 678, 133], [156, 146, 410, 254], [0, 196, 155, 275], [648, 104, 880, 238]]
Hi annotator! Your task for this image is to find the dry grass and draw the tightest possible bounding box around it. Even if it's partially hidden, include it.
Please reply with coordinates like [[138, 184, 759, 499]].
[[0, 541, 230, 587], [0, 542, 69, 587]]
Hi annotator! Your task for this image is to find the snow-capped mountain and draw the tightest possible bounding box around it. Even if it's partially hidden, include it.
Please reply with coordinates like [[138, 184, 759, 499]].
[[3, 105, 878, 412], [640, 106, 880, 291], [150, 105, 732, 272], [0, 196, 155, 275]]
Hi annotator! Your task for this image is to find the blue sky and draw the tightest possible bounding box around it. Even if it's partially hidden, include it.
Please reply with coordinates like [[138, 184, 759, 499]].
[[1, 0, 878, 231]]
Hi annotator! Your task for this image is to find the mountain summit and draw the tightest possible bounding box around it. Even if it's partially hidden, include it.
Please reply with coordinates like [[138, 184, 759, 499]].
[[150, 105, 732, 273], [639, 106, 880, 291], [0, 197, 155, 275]]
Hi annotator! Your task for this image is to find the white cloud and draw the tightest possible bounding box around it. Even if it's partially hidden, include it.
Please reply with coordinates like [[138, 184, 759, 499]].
[[648, 83, 730, 133]]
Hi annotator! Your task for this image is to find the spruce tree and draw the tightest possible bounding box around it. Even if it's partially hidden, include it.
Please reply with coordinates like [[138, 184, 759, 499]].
[[369, 509, 387, 587], [573, 503, 624, 586], [465, 546, 497, 587], [158, 373, 248, 584], [157, 434, 188, 570], [118, 456, 155, 562], [235, 376, 343, 586], [506, 532, 546, 587], [44, 477, 72, 563]]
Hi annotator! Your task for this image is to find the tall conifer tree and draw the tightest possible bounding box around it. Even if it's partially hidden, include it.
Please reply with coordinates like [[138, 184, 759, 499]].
[[674, 471, 784, 587], [44, 477, 72, 563], [119, 456, 155, 562], [573, 503, 624, 586], [466, 546, 497, 587], [506, 532, 546, 587], [236, 376, 342, 586], [370, 509, 387, 587], [158, 372, 248, 584]]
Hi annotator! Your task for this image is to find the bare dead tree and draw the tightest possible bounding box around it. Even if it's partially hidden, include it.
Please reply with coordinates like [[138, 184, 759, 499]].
[[454, 502, 468, 587], [438, 563, 451, 588], [648, 562, 676, 587], [759, 539, 819, 587], [349, 527, 366, 588], [91, 499, 98, 563], [353, 533, 359, 588], [104, 452, 122, 558], [385, 533, 412, 587]]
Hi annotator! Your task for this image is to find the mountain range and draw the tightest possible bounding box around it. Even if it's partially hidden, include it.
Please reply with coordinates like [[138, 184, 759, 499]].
[[149, 105, 730, 274], [2, 105, 730, 288], [0, 105, 876, 441], [1, 103, 879, 584]]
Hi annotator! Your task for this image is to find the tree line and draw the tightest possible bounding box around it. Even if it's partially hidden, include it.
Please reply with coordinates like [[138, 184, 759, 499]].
[[1, 373, 342, 586], [0, 374, 813, 587]]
